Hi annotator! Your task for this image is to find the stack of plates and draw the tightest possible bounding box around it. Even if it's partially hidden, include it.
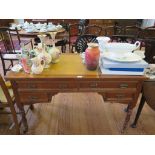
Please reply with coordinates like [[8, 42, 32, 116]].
[[100, 52, 148, 75]]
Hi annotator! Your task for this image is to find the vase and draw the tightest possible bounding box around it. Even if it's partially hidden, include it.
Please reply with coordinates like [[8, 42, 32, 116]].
[[85, 43, 100, 70], [48, 32, 61, 63], [37, 34, 52, 68]]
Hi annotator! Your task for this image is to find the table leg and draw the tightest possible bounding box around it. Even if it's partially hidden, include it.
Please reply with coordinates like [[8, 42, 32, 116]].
[[9, 103, 20, 135], [124, 104, 130, 112], [30, 104, 34, 110], [131, 95, 145, 128], [121, 104, 133, 133], [18, 105, 28, 133]]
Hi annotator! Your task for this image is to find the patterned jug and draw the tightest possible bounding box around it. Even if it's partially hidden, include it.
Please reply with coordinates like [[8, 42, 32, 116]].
[[31, 57, 44, 74]]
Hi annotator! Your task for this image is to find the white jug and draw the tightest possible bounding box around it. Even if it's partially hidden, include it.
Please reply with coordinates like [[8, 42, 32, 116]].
[[96, 36, 110, 53], [31, 57, 44, 74]]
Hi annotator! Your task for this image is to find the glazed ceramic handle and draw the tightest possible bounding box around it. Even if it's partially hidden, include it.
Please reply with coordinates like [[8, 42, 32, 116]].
[[134, 41, 141, 50]]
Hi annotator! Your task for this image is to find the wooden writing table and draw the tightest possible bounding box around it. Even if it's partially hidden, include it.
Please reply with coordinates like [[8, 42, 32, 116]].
[[5, 54, 147, 134]]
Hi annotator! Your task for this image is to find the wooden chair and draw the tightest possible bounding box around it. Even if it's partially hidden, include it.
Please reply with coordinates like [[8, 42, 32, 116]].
[[104, 25, 123, 36], [143, 38, 155, 63], [131, 80, 155, 128], [0, 74, 20, 134], [68, 24, 84, 52], [0, 27, 33, 75], [139, 26, 155, 49], [75, 34, 98, 53], [104, 25, 131, 43], [84, 25, 102, 36]]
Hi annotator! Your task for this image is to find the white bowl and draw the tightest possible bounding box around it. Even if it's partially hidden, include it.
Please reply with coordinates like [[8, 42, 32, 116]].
[[105, 41, 141, 53]]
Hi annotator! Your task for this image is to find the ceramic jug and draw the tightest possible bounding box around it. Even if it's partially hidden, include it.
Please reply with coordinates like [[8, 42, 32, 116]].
[[38, 44, 52, 68], [31, 57, 44, 74], [96, 36, 110, 53], [85, 43, 100, 70]]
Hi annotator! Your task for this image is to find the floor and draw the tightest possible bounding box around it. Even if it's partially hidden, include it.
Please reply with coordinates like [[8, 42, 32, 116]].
[[0, 43, 155, 135], [1, 92, 155, 135]]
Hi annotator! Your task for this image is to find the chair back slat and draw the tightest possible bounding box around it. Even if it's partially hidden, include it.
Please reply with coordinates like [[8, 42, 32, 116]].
[[84, 25, 102, 36], [0, 27, 20, 53]]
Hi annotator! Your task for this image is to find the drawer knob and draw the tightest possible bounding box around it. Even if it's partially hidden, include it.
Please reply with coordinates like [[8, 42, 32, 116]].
[[120, 83, 128, 88]]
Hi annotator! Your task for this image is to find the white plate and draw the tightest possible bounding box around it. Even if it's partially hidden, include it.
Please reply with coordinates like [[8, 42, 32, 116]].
[[133, 50, 145, 59], [102, 52, 142, 62], [11, 64, 22, 72]]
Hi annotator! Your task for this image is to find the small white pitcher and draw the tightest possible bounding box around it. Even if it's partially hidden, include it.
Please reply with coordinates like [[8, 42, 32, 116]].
[[96, 36, 110, 53]]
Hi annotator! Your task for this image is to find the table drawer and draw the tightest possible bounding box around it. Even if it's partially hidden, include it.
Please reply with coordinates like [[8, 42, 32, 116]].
[[79, 81, 138, 90], [102, 81, 138, 88], [79, 81, 103, 89], [19, 92, 49, 103], [104, 92, 134, 102], [17, 81, 78, 90]]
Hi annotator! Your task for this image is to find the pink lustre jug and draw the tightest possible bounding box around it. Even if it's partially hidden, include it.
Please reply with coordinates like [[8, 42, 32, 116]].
[[85, 43, 100, 70]]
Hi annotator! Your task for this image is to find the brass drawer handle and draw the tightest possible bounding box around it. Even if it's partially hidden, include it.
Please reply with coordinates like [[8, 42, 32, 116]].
[[90, 83, 98, 88], [116, 94, 125, 98], [59, 83, 68, 89], [120, 83, 128, 88], [28, 84, 37, 88], [29, 96, 38, 100]]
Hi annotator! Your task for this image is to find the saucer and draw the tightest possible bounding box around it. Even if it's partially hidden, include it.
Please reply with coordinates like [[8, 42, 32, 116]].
[[11, 64, 22, 72], [102, 52, 142, 62]]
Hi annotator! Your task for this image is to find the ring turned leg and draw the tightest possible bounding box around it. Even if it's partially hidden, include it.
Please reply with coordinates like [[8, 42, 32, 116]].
[[30, 104, 34, 110], [18, 105, 28, 133], [121, 104, 133, 133], [9, 103, 20, 134], [124, 104, 130, 112], [131, 95, 145, 128]]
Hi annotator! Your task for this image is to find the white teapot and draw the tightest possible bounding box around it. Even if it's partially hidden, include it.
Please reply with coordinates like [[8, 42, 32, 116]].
[[31, 57, 44, 74]]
